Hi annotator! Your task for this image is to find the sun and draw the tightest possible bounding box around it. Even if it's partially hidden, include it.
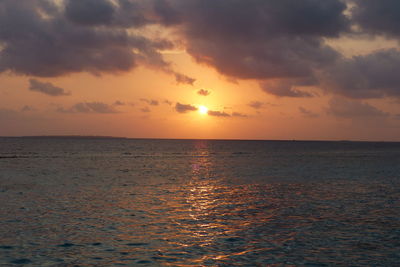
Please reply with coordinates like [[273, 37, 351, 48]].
[[198, 105, 208, 115]]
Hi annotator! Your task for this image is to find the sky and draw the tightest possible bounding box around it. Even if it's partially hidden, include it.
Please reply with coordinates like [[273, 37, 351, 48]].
[[1, 0, 400, 141]]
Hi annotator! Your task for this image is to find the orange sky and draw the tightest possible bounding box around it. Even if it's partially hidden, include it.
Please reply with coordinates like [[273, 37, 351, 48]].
[[1, 0, 400, 141]]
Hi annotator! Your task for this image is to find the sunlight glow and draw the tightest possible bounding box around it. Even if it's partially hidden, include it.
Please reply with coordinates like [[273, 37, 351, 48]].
[[199, 105, 208, 115]]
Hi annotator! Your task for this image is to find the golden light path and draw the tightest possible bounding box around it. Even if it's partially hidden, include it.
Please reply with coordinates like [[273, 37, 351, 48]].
[[199, 105, 208, 115]]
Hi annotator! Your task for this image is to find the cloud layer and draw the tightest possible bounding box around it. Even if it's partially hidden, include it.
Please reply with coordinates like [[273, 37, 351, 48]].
[[0, 0, 192, 84], [161, 0, 400, 99], [29, 79, 70, 96], [1, 0, 400, 100]]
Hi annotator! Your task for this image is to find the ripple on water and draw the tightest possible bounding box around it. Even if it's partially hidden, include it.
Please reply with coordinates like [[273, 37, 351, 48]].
[[10, 258, 32, 264]]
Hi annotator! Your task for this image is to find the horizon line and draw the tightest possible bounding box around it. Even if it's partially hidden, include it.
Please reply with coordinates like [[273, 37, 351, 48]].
[[0, 135, 399, 143]]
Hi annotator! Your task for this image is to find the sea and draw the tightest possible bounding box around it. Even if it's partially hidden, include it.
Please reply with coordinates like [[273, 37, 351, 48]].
[[0, 137, 399, 266]]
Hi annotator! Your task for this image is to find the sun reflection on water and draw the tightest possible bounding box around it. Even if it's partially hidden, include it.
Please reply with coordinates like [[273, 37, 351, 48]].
[[103, 140, 284, 265]]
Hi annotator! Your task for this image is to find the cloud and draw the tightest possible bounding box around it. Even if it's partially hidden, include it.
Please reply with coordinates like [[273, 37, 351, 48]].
[[173, 104, 248, 118], [319, 49, 400, 99], [161, 0, 400, 100], [65, 0, 115, 26], [58, 102, 119, 113], [232, 112, 248, 118], [206, 110, 248, 118], [153, 0, 182, 26], [163, 0, 347, 87], [0, 1, 138, 76], [29, 79, 70, 96], [141, 107, 151, 113], [65, 0, 151, 28], [326, 97, 390, 118], [175, 102, 197, 113], [113, 100, 125, 106], [140, 99, 159, 106], [248, 101, 265, 110], [352, 0, 400, 38], [298, 107, 319, 118], [174, 73, 196, 85], [207, 110, 230, 117], [21, 105, 36, 112], [157, 1, 400, 100], [3, 0, 400, 102], [0, 0, 193, 81], [197, 89, 210, 96], [260, 80, 314, 98], [248, 101, 278, 109], [163, 99, 173, 105]]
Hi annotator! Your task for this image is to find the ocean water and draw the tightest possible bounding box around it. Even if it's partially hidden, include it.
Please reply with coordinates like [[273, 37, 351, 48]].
[[0, 137, 400, 266]]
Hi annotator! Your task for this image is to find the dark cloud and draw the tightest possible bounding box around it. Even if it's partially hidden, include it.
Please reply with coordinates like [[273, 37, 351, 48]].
[[153, 0, 182, 26], [248, 101, 278, 109], [248, 101, 265, 110], [326, 97, 389, 118], [0, 0, 192, 81], [65, 0, 179, 28], [163, 100, 173, 105], [207, 110, 230, 117], [175, 102, 197, 113], [113, 100, 125, 106], [172, 0, 349, 39], [21, 105, 36, 112], [29, 79, 70, 96], [299, 107, 319, 118], [65, 0, 115, 26], [320, 49, 400, 99], [155, 0, 400, 98], [164, 0, 346, 86], [190, 37, 338, 83], [206, 110, 248, 118], [174, 73, 196, 85], [197, 89, 210, 96], [260, 80, 314, 98], [0, 0, 134, 76], [232, 112, 248, 118], [58, 102, 119, 113], [3, 0, 400, 102], [352, 0, 400, 37], [140, 99, 159, 106], [140, 107, 151, 113], [158, 0, 400, 100]]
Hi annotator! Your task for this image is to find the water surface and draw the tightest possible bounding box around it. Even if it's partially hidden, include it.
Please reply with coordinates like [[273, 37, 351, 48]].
[[1, 138, 400, 266]]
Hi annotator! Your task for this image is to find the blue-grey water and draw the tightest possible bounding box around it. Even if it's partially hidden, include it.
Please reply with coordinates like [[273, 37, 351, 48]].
[[0, 137, 400, 266]]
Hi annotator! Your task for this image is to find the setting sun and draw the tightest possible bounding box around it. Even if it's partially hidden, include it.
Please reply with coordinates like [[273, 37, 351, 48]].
[[198, 105, 208, 115]]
